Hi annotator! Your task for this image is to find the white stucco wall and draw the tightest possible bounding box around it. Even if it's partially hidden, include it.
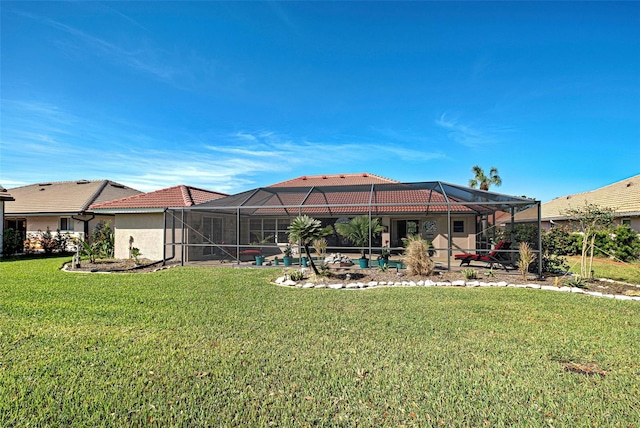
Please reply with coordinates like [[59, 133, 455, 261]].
[[114, 213, 164, 261], [23, 215, 116, 240], [0, 201, 4, 257]]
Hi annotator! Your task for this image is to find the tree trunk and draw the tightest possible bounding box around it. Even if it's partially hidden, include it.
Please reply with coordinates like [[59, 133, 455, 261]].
[[580, 233, 589, 278], [303, 244, 320, 275], [588, 234, 596, 279]]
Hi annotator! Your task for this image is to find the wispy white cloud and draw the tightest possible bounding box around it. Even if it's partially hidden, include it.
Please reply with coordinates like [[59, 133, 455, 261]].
[[16, 10, 221, 92], [0, 100, 240, 192], [1, 97, 452, 194], [435, 113, 509, 148]]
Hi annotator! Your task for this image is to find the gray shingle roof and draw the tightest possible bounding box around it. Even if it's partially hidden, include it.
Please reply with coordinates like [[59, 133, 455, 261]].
[[513, 174, 640, 222], [541, 174, 640, 219], [5, 180, 141, 215], [0, 185, 15, 202]]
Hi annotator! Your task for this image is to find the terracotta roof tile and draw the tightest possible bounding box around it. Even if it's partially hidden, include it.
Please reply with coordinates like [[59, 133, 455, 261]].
[[90, 185, 227, 209], [6, 180, 140, 214], [268, 172, 398, 187]]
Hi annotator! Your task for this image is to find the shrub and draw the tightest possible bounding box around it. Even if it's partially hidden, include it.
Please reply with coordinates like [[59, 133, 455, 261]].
[[131, 247, 142, 265], [543, 226, 580, 256], [402, 235, 434, 276], [1, 228, 24, 257], [564, 276, 587, 289], [86, 221, 115, 260], [608, 225, 640, 262], [97, 221, 115, 258], [40, 228, 57, 254], [285, 268, 305, 281], [461, 268, 477, 280], [498, 224, 538, 248], [54, 229, 72, 253]]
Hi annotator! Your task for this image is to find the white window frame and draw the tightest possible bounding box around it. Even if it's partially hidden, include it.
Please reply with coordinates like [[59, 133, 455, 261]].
[[60, 217, 74, 232]]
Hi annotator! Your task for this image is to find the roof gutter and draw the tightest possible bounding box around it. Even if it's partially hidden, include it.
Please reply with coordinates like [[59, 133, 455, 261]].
[[72, 212, 96, 237]]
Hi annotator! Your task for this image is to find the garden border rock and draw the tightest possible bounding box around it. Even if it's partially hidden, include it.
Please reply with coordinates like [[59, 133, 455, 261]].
[[273, 275, 640, 301]]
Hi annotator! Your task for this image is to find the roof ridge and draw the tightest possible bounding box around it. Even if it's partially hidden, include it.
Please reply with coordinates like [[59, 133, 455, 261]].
[[80, 180, 109, 212], [269, 172, 399, 187], [179, 185, 194, 206], [182, 184, 228, 195]]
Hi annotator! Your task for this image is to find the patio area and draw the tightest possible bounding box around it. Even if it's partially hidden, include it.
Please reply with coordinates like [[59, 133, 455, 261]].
[[164, 180, 541, 275]]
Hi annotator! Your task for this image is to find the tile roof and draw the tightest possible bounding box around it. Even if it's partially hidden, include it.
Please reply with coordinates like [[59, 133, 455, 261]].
[[513, 174, 640, 222], [268, 172, 398, 187], [90, 185, 227, 210], [0, 185, 14, 202], [5, 180, 141, 215], [200, 183, 490, 216]]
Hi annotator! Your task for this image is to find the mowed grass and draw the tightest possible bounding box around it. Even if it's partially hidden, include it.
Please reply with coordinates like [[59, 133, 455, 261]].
[[1, 258, 639, 427], [566, 255, 640, 285]]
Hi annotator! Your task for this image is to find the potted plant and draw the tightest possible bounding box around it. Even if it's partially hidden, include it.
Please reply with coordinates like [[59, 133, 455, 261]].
[[335, 216, 384, 269], [283, 244, 293, 266], [255, 254, 264, 266], [377, 246, 390, 268]]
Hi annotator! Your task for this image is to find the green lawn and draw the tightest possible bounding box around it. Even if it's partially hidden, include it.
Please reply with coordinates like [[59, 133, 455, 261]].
[[1, 257, 639, 427], [566, 255, 640, 285]]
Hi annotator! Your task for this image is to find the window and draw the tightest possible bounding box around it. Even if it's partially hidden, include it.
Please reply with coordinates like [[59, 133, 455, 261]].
[[60, 217, 74, 232], [250, 218, 288, 244], [622, 219, 631, 227], [453, 220, 464, 233]]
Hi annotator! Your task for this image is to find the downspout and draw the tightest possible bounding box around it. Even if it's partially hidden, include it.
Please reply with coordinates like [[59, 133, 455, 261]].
[[72, 212, 96, 239]]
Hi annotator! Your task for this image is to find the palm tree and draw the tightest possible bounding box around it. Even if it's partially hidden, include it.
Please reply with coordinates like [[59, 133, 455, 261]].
[[469, 165, 502, 191], [287, 215, 331, 275], [335, 216, 384, 260]]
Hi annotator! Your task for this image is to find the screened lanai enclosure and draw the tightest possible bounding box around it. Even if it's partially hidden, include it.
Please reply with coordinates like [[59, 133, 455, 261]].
[[163, 181, 541, 275]]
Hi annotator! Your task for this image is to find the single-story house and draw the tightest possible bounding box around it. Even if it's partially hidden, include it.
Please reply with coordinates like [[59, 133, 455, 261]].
[[4, 180, 141, 245], [90, 185, 227, 261], [0, 185, 16, 258], [508, 174, 640, 233], [164, 173, 540, 273]]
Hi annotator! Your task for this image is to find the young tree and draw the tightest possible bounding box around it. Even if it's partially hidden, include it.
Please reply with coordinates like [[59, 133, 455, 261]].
[[287, 215, 331, 275], [469, 165, 502, 191], [564, 202, 614, 278]]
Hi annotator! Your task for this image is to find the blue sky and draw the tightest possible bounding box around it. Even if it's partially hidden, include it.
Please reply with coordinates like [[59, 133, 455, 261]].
[[1, 1, 638, 201]]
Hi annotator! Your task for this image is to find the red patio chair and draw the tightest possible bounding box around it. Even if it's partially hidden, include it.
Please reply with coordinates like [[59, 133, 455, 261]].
[[454, 241, 514, 270]]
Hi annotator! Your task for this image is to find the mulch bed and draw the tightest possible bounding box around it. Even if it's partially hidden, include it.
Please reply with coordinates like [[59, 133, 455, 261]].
[[63, 258, 640, 297]]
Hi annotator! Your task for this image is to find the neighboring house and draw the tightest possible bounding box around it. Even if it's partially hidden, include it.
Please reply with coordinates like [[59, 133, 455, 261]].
[[90, 185, 227, 261], [0, 185, 16, 258], [511, 174, 640, 233], [4, 180, 141, 245]]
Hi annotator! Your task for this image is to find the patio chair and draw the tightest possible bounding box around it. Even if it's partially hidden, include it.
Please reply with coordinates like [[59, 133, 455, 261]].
[[217, 244, 262, 262], [454, 240, 515, 271]]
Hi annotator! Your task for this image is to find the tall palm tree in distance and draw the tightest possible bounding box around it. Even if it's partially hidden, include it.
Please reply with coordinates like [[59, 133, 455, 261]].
[[469, 165, 502, 191]]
